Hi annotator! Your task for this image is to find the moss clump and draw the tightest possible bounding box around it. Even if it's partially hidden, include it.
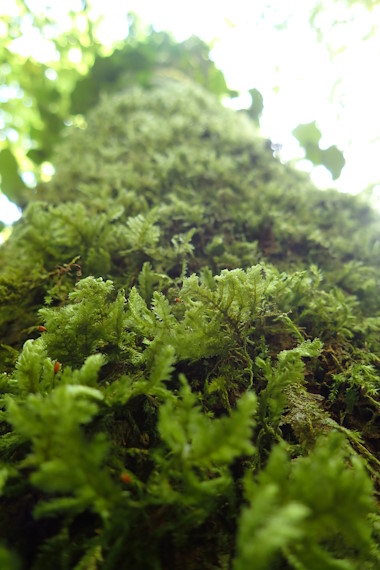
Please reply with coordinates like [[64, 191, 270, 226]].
[[0, 80, 379, 569]]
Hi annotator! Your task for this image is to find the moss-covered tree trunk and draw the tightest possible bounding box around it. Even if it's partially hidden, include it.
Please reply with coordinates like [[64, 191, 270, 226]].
[[0, 79, 379, 569]]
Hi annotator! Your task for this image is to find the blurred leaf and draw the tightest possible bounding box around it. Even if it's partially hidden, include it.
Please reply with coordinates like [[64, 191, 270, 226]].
[[71, 32, 232, 115], [304, 145, 323, 165], [0, 4, 105, 206], [292, 121, 322, 147], [0, 148, 25, 203], [0, 6, 232, 207], [0, 545, 21, 570], [247, 88, 264, 125], [293, 122, 345, 180], [26, 149, 48, 165], [320, 145, 346, 180]]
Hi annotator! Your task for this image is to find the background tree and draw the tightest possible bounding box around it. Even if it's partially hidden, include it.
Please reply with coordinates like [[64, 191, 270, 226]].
[[0, 3, 231, 210], [1, 0, 380, 218]]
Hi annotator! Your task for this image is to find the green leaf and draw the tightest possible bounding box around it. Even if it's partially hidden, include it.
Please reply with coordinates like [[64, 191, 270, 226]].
[[292, 123, 345, 179], [320, 145, 346, 179], [26, 148, 49, 165], [0, 148, 25, 203], [292, 121, 322, 147], [0, 546, 20, 570], [247, 88, 264, 125]]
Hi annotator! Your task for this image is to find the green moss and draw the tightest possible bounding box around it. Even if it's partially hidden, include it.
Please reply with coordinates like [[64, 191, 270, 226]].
[[0, 80, 379, 569]]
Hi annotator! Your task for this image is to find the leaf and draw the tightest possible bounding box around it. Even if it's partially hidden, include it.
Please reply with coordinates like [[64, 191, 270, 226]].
[[320, 145, 346, 180], [0, 545, 20, 570], [304, 143, 323, 165], [0, 148, 25, 203], [26, 148, 49, 165], [70, 30, 232, 115], [292, 121, 322, 147], [292, 123, 345, 179], [247, 88, 264, 125]]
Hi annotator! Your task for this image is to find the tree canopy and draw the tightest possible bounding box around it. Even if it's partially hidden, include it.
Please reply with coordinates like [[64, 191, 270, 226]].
[[1, 0, 380, 215], [0, 4, 231, 209]]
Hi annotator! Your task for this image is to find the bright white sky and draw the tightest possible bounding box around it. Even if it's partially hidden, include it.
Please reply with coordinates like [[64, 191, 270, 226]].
[[1, 0, 380, 225]]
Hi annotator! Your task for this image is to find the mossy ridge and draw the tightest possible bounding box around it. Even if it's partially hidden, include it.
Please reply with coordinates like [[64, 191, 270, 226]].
[[0, 81, 379, 569]]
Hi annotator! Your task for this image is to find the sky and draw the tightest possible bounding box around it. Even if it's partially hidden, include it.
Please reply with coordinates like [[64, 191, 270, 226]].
[[1, 0, 380, 225]]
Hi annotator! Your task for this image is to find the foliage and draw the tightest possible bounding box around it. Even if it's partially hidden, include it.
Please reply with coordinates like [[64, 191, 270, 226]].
[[245, 88, 264, 126], [0, 78, 379, 569], [2, 0, 379, 220], [0, 5, 231, 207], [70, 30, 232, 116], [292, 122, 345, 180], [0, 0, 105, 205]]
